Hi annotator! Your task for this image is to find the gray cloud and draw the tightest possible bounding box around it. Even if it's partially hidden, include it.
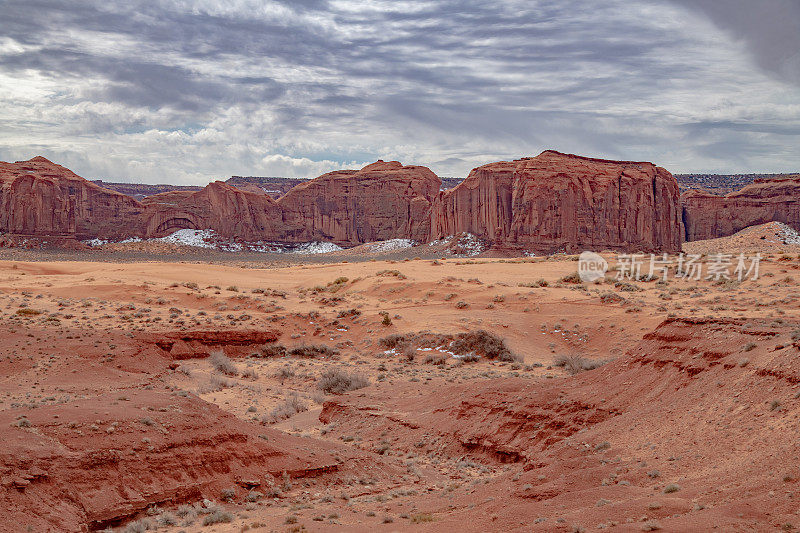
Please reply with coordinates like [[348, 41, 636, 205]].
[[0, 0, 798, 183], [671, 0, 800, 85]]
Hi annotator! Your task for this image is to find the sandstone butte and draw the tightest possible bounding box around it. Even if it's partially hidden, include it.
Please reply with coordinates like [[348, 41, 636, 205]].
[[0, 150, 741, 253], [430, 150, 682, 253], [681, 175, 800, 241]]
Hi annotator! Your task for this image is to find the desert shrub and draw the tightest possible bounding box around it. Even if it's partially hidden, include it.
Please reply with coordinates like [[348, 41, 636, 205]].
[[275, 365, 296, 382], [411, 513, 436, 523], [221, 487, 237, 502], [553, 354, 608, 375], [599, 291, 625, 304], [424, 353, 447, 366], [209, 350, 237, 376], [613, 280, 642, 292], [202, 510, 233, 526], [198, 374, 233, 393], [520, 278, 549, 288], [382, 314, 393, 326], [16, 308, 42, 316], [289, 344, 338, 358], [743, 342, 757, 352], [318, 367, 369, 394], [450, 330, 520, 362], [337, 308, 361, 318], [401, 344, 416, 362], [379, 334, 407, 349], [258, 344, 287, 357], [559, 272, 582, 284], [376, 269, 407, 279], [262, 393, 308, 424], [662, 483, 681, 494], [455, 301, 469, 309]]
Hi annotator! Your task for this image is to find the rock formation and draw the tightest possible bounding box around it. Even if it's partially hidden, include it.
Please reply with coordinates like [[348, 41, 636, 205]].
[[142, 181, 283, 240], [1, 153, 686, 252], [681, 176, 800, 241], [276, 160, 440, 245], [432, 151, 682, 253], [0, 156, 142, 240]]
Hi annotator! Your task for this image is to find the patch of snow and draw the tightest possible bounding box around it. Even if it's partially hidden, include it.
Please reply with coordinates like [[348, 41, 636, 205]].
[[157, 229, 216, 248], [427, 233, 485, 256], [83, 229, 344, 255], [368, 239, 415, 252], [291, 241, 343, 254], [776, 223, 800, 245], [456, 233, 485, 256]]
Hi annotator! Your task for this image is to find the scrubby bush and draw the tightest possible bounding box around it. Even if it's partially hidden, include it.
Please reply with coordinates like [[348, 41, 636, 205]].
[[318, 367, 369, 394], [450, 330, 520, 362], [379, 334, 407, 349], [198, 374, 233, 393], [289, 344, 338, 358], [209, 350, 237, 376], [259, 344, 287, 357], [553, 354, 608, 375], [262, 393, 308, 424], [559, 272, 582, 284], [202, 510, 233, 526]]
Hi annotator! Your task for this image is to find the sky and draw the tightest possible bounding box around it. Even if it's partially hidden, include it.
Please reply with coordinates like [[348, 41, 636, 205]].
[[0, 0, 799, 184]]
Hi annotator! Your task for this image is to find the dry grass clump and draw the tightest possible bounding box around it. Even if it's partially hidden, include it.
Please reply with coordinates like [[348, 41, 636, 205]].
[[289, 344, 338, 358], [198, 374, 233, 393], [450, 330, 521, 362], [376, 269, 407, 279], [379, 331, 518, 362], [209, 350, 237, 376], [553, 354, 609, 375], [318, 367, 369, 394], [258, 344, 288, 357], [519, 278, 549, 288], [559, 272, 582, 284], [262, 393, 308, 424]]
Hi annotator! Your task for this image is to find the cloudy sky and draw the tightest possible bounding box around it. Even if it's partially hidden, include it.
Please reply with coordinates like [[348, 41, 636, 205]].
[[1, 0, 799, 184]]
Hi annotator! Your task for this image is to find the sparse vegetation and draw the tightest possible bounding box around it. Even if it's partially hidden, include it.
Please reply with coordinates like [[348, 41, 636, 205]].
[[553, 354, 609, 375], [289, 344, 338, 358], [209, 350, 237, 376], [450, 330, 520, 362], [318, 367, 369, 394], [262, 393, 308, 423]]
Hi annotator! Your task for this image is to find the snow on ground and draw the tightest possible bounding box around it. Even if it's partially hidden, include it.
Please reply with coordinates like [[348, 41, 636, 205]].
[[368, 239, 415, 252], [156, 229, 216, 248], [429, 233, 485, 256], [775, 222, 800, 245], [291, 241, 343, 254], [83, 230, 342, 254]]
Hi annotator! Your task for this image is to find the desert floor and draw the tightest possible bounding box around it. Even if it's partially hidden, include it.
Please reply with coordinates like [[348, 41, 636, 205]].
[[2, 239, 800, 532]]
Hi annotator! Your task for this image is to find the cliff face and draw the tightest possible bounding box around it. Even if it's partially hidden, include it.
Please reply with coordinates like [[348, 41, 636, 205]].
[[682, 177, 800, 241], [432, 151, 682, 253], [430, 161, 516, 241], [1, 153, 685, 253], [276, 160, 441, 245], [142, 181, 283, 240], [0, 156, 142, 239]]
